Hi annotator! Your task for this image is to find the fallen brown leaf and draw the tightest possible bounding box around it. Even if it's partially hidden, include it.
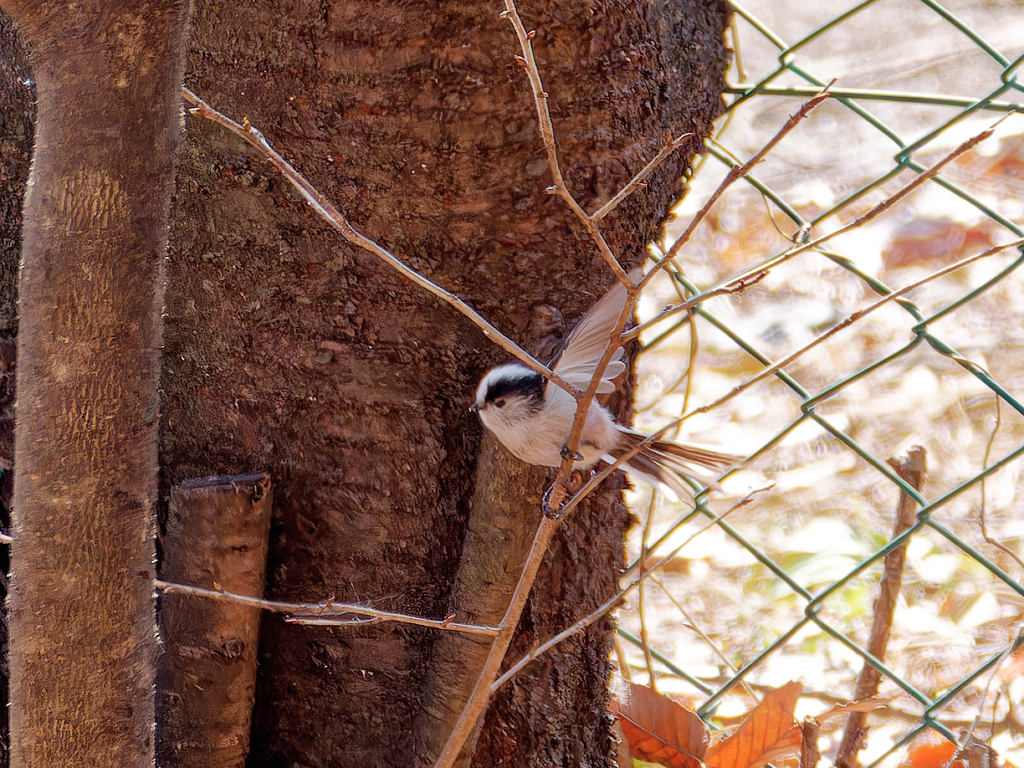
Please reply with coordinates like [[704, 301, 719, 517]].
[[609, 681, 709, 768], [705, 681, 804, 768]]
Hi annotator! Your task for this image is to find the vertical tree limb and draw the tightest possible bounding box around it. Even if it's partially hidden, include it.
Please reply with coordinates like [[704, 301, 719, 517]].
[[835, 446, 927, 768], [158, 473, 273, 768], [2, 2, 192, 766], [414, 439, 549, 765]]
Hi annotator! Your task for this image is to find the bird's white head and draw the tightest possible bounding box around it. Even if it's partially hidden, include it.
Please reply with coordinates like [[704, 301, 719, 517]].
[[470, 364, 545, 431]]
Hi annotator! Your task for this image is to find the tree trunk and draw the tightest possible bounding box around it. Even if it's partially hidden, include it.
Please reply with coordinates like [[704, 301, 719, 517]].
[[0, 12, 33, 759], [165, 1, 729, 765], [0, 0, 730, 765], [0, 2, 192, 766]]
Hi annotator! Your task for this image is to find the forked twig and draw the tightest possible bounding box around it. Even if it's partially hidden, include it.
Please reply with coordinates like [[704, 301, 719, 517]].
[[489, 487, 768, 692], [502, 0, 624, 283], [502, 0, 705, 514], [179, 88, 577, 397], [620, 236, 1024, 456], [434, 3, 717, 758], [435, 96, 1018, 766], [639, 85, 834, 291], [154, 579, 499, 636]]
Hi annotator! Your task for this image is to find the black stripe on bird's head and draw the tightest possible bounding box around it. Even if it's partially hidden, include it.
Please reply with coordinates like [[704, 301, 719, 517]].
[[474, 364, 545, 412]]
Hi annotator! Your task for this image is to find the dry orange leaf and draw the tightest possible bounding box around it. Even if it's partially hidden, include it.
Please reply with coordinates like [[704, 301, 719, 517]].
[[905, 740, 961, 768], [705, 681, 804, 768], [609, 681, 709, 768], [903, 736, 998, 768]]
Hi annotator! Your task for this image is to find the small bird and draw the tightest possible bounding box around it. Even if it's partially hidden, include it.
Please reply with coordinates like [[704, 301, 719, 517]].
[[470, 274, 740, 505]]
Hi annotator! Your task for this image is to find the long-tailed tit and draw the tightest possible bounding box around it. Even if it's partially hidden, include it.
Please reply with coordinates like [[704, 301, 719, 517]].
[[470, 274, 739, 507]]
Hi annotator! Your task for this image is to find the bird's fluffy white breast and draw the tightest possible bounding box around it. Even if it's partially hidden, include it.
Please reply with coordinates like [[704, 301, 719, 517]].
[[488, 383, 621, 468]]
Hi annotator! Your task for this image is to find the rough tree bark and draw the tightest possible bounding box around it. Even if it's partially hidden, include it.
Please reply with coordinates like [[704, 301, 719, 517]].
[[0, 2, 192, 767], [158, 473, 273, 768], [0, 0, 730, 765], [163, 1, 729, 766], [0, 10, 32, 764]]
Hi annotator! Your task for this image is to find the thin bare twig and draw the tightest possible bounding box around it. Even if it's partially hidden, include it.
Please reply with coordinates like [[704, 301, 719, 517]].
[[430, 0, 708, 756], [624, 236, 1024, 448], [638, 492, 659, 689], [636, 305, 698, 415], [180, 87, 578, 397], [639, 84, 834, 292], [960, 620, 1024, 750], [649, 575, 759, 701], [624, 268, 768, 342], [591, 133, 696, 222], [572, 238, 1022, 514], [505, 0, 770, 516], [612, 631, 634, 682], [633, 116, 1007, 338], [490, 487, 768, 691], [504, 0, 689, 516], [501, 1, 624, 283], [154, 579, 499, 637], [549, 278, 639, 515], [739, 116, 1006, 272], [835, 447, 926, 768], [979, 397, 1024, 572], [503, 0, 701, 280]]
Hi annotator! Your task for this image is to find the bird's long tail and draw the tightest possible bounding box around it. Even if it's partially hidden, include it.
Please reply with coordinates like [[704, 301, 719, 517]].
[[607, 429, 741, 504]]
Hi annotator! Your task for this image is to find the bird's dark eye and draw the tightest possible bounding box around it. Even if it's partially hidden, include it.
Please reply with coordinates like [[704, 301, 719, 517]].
[[495, 399, 506, 408]]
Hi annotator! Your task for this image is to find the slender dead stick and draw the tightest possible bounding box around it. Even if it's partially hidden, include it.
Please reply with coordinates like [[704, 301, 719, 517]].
[[978, 398, 1024, 571], [502, 0, 627, 283], [835, 447, 926, 768], [489, 488, 767, 692], [502, 0, 697, 513], [638, 493, 660, 690], [634, 115, 1007, 336], [591, 133, 696, 223], [606, 235, 1024, 478], [154, 580, 499, 637], [639, 85, 833, 291], [660, 116, 1006, 304], [426, 1, 708, 757], [180, 88, 576, 398]]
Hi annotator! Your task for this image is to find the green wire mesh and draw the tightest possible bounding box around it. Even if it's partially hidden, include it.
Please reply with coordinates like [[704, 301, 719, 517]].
[[618, 2, 1024, 766]]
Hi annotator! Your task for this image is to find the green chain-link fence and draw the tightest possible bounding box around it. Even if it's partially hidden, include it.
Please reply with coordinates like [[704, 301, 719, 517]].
[[616, 2, 1024, 765]]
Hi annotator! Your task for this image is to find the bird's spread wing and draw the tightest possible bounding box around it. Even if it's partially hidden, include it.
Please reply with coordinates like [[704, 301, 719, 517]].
[[551, 270, 640, 393]]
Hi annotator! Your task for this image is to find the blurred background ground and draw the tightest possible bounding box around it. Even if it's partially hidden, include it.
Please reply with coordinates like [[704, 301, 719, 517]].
[[617, 1, 1024, 765]]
